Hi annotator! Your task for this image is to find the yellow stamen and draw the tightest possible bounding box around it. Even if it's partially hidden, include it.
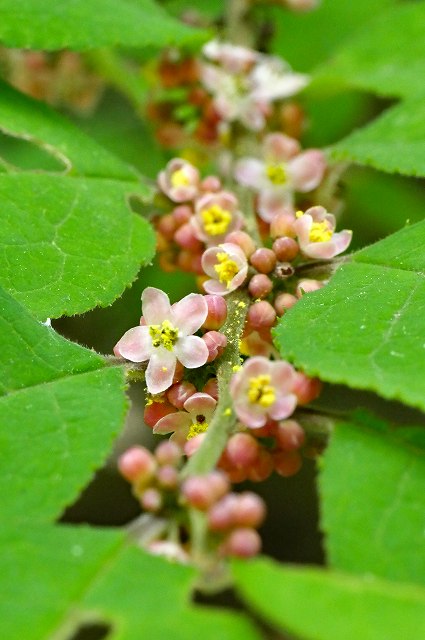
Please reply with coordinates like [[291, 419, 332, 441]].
[[149, 320, 179, 351], [214, 252, 239, 288], [187, 419, 209, 439], [266, 163, 287, 186], [309, 220, 333, 243], [247, 374, 276, 408], [145, 393, 165, 406], [170, 168, 190, 188], [201, 204, 232, 236]]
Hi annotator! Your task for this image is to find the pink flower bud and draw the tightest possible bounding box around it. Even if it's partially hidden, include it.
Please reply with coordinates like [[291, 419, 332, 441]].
[[203, 330, 228, 362], [207, 494, 239, 531], [292, 372, 322, 405], [224, 230, 256, 257], [166, 381, 196, 409], [157, 214, 177, 240], [247, 300, 276, 329], [203, 294, 228, 329], [183, 432, 206, 457], [250, 248, 277, 274], [274, 292, 298, 316], [226, 432, 260, 468], [248, 449, 274, 482], [172, 204, 192, 226], [203, 377, 219, 399], [233, 492, 266, 528], [155, 440, 182, 466], [144, 401, 176, 428], [157, 464, 179, 489], [296, 279, 324, 298], [201, 175, 222, 192], [276, 420, 305, 451], [248, 274, 273, 299], [222, 527, 262, 558], [272, 236, 299, 262], [181, 474, 222, 510], [118, 446, 157, 483], [174, 222, 204, 251], [273, 450, 302, 477], [208, 470, 231, 502], [140, 487, 163, 512], [270, 212, 296, 239]]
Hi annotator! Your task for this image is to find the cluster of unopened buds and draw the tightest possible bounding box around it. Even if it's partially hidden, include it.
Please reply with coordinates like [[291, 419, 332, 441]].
[[119, 442, 266, 560], [115, 37, 352, 564]]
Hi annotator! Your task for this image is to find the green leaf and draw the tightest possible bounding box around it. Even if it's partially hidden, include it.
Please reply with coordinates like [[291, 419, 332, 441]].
[[274, 220, 425, 411], [0, 79, 137, 180], [0, 526, 262, 640], [320, 415, 425, 585], [0, 285, 127, 523], [313, 3, 425, 99], [0, 0, 205, 51], [0, 173, 155, 319], [330, 98, 425, 177], [233, 558, 425, 640], [269, 0, 395, 73]]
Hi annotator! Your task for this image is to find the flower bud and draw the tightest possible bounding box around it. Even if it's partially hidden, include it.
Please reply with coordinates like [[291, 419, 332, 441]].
[[203, 378, 219, 400], [144, 400, 176, 428], [183, 432, 206, 457], [201, 175, 222, 192], [172, 204, 192, 226], [248, 449, 274, 482], [247, 300, 276, 330], [202, 330, 227, 362], [272, 237, 299, 262], [203, 294, 228, 330], [250, 248, 277, 274], [274, 292, 297, 316], [248, 274, 273, 299], [273, 450, 302, 477], [207, 494, 239, 531], [166, 381, 196, 409], [226, 432, 260, 468], [157, 464, 179, 490], [157, 213, 177, 240], [270, 212, 296, 239], [276, 420, 305, 451], [155, 440, 182, 466], [181, 474, 223, 510], [174, 223, 204, 251], [296, 279, 324, 297], [224, 230, 256, 257], [233, 492, 266, 528], [292, 372, 322, 405], [118, 446, 156, 483], [140, 487, 163, 512], [222, 527, 261, 558]]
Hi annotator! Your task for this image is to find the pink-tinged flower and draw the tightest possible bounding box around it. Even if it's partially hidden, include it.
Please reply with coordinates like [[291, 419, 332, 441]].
[[114, 287, 208, 394], [294, 206, 352, 259], [200, 48, 308, 132], [230, 356, 297, 428], [157, 158, 200, 203], [235, 133, 326, 221], [191, 191, 244, 244], [153, 392, 217, 444], [202, 242, 248, 296]]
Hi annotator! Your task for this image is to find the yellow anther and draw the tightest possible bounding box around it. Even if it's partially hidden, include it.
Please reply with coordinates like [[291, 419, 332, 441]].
[[170, 168, 190, 188], [247, 374, 276, 408], [214, 252, 239, 287], [296, 210, 304, 218], [309, 220, 333, 243], [149, 320, 179, 351], [187, 420, 209, 439], [266, 163, 287, 185], [201, 204, 232, 236], [145, 393, 165, 406]]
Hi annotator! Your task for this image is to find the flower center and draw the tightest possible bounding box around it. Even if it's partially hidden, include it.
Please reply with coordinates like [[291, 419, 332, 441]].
[[149, 320, 179, 351], [187, 414, 209, 439], [201, 204, 232, 236], [266, 163, 287, 186], [247, 374, 276, 408], [214, 252, 239, 287], [170, 168, 190, 188], [309, 221, 333, 243]]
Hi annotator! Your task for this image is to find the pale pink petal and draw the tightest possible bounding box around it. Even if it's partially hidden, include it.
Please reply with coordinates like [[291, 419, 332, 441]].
[[201, 246, 222, 279], [184, 392, 217, 419], [174, 335, 209, 368], [114, 326, 152, 362], [203, 279, 229, 295], [234, 158, 265, 189], [153, 412, 191, 435], [263, 133, 300, 163], [268, 394, 297, 421], [233, 401, 267, 428], [293, 213, 312, 246], [240, 356, 272, 378], [287, 150, 326, 192], [171, 293, 208, 335], [271, 360, 296, 389], [145, 350, 176, 394], [257, 190, 294, 223], [305, 205, 329, 222], [302, 230, 353, 259], [142, 287, 171, 325]]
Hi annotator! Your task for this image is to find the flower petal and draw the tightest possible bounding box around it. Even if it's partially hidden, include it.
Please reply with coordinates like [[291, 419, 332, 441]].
[[145, 350, 176, 394], [174, 335, 209, 369], [234, 158, 265, 189], [184, 392, 217, 420], [153, 412, 191, 435], [171, 293, 208, 336], [268, 394, 297, 421], [114, 326, 152, 362], [288, 150, 326, 192], [203, 279, 229, 295], [142, 287, 171, 325]]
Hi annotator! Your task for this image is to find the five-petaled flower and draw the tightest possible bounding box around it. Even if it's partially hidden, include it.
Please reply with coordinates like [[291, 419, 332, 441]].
[[202, 242, 248, 296], [191, 190, 244, 244], [294, 205, 352, 259], [114, 287, 209, 394], [230, 356, 298, 428], [153, 392, 217, 444]]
